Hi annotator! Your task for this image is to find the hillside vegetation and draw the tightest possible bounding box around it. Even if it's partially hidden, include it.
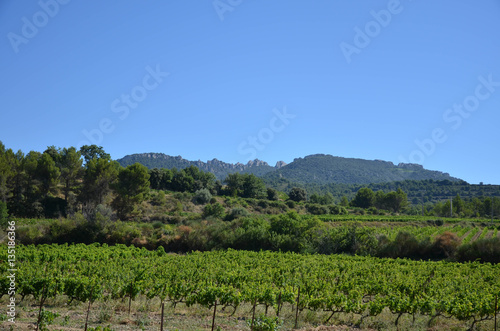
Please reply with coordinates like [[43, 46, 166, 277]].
[[118, 153, 459, 184], [264, 154, 459, 184], [2, 142, 500, 330]]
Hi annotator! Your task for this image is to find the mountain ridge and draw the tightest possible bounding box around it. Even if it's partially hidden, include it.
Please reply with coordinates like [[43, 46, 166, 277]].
[[117, 153, 282, 179], [263, 153, 459, 185], [117, 152, 461, 184]]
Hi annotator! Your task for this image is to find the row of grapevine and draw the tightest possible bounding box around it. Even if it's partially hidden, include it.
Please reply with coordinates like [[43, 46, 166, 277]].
[[1, 244, 499, 330]]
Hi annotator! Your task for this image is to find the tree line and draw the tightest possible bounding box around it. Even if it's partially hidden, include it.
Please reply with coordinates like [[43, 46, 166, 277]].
[[1, 141, 497, 223], [0, 143, 151, 220], [0, 142, 276, 221]]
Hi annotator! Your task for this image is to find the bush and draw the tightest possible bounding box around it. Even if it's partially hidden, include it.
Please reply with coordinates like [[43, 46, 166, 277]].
[[286, 200, 296, 209], [328, 205, 348, 215], [430, 232, 460, 258], [288, 187, 307, 202], [455, 237, 500, 263], [305, 203, 329, 215], [247, 315, 284, 331], [202, 202, 225, 219], [377, 231, 428, 259], [192, 188, 212, 205], [226, 207, 250, 221], [233, 217, 271, 251], [267, 188, 279, 201], [151, 191, 166, 206], [258, 199, 269, 208]]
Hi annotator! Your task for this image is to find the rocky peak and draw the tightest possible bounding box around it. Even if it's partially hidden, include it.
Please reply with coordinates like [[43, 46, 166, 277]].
[[246, 159, 269, 167], [275, 161, 287, 168]]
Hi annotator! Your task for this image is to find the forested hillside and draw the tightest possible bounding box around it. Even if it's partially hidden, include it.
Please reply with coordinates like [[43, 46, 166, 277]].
[[265, 177, 500, 204], [119, 153, 460, 186], [263, 154, 460, 184]]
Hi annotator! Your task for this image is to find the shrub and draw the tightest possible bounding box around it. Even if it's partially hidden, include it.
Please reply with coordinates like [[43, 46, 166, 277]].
[[305, 203, 329, 215], [286, 200, 296, 209], [226, 207, 250, 221], [288, 187, 307, 202], [430, 232, 460, 258], [267, 188, 280, 201], [258, 199, 269, 208], [328, 205, 348, 215], [247, 315, 284, 331], [49, 218, 78, 243], [203, 202, 225, 219], [377, 231, 428, 259], [152, 220, 164, 229], [151, 191, 166, 206], [192, 188, 212, 205], [455, 237, 500, 263]]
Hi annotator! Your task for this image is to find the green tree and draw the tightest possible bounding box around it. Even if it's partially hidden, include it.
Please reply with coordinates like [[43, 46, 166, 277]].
[[241, 174, 266, 199], [383, 189, 408, 213], [0, 142, 13, 202], [149, 168, 163, 190], [60, 147, 83, 205], [149, 168, 174, 190], [351, 188, 375, 209], [80, 158, 119, 208], [183, 165, 216, 192], [79, 145, 110, 163], [36, 152, 60, 198], [374, 190, 386, 209], [310, 192, 335, 205], [112, 163, 150, 219], [267, 187, 279, 201], [0, 200, 8, 227], [224, 173, 244, 197], [171, 170, 195, 192], [288, 187, 307, 202], [309, 193, 321, 204], [5, 149, 24, 216], [483, 197, 492, 217], [452, 194, 465, 215], [24, 151, 41, 197], [44, 146, 62, 165], [224, 173, 266, 198]]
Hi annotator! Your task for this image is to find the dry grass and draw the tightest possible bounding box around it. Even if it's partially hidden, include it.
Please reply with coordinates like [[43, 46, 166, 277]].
[[1, 295, 497, 331]]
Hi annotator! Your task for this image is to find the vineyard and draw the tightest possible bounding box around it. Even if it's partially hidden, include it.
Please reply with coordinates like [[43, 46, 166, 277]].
[[2, 244, 500, 330]]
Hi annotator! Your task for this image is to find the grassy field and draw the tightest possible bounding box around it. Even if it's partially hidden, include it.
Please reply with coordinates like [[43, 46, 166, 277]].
[[2, 295, 492, 331]]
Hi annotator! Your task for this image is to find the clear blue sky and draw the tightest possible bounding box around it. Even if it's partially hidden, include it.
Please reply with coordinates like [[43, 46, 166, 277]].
[[1, 1, 499, 184]]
